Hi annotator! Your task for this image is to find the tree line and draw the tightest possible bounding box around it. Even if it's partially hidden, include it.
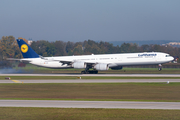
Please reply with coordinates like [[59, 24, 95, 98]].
[[0, 36, 179, 62]]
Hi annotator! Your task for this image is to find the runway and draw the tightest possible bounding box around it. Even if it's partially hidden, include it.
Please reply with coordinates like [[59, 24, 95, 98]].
[[0, 79, 180, 83], [1, 74, 180, 110], [0, 100, 180, 109], [1, 73, 180, 77]]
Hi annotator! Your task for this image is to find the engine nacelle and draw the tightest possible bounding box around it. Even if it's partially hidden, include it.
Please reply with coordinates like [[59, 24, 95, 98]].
[[94, 63, 109, 71], [111, 66, 123, 70], [72, 62, 86, 69]]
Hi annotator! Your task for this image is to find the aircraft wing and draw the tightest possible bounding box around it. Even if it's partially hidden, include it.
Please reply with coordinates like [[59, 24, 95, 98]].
[[51, 58, 97, 64], [6, 58, 33, 63], [58, 60, 73, 65], [52, 59, 108, 67], [6, 58, 22, 61]]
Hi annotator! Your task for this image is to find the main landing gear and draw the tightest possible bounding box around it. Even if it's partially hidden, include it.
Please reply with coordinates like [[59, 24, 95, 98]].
[[81, 67, 98, 74], [81, 70, 98, 74], [158, 64, 162, 71]]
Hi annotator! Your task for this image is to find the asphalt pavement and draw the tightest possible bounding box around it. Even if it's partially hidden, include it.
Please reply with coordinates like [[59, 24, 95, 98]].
[[1, 73, 180, 77], [0, 100, 180, 109], [0, 79, 180, 83]]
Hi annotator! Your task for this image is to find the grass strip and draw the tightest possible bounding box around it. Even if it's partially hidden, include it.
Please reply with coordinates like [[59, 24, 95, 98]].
[[1, 107, 180, 120], [1, 98, 180, 102], [1, 83, 180, 102]]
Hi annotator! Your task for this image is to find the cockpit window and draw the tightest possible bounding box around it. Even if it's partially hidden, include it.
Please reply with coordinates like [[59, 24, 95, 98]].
[[166, 55, 170, 57]]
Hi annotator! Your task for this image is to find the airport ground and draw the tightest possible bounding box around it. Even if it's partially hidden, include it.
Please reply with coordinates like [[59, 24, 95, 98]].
[[1, 107, 180, 120], [0, 107, 180, 120], [1, 82, 180, 102], [1, 68, 180, 119]]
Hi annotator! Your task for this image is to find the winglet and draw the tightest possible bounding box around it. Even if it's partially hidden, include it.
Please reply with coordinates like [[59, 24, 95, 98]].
[[16, 39, 39, 58]]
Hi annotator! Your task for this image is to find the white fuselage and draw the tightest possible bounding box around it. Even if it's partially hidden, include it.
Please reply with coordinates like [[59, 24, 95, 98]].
[[24, 52, 174, 69]]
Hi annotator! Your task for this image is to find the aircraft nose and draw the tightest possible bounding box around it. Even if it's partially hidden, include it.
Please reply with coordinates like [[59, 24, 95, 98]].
[[170, 56, 174, 61]]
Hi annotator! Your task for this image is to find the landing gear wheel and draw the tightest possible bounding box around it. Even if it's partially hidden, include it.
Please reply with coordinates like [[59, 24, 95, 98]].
[[95, 71, 98, 74], [158, 64, 162, 71], [81, 70, 98, 74], [81, 71, 89, 74], [85, 71, 89, 74]]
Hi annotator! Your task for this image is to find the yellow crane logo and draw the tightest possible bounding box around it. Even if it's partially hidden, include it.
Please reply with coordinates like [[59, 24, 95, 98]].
[[21, 44, 28, 53]]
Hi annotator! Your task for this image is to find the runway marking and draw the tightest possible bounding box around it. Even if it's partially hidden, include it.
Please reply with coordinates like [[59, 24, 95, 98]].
[[11, 80, 22, 83]]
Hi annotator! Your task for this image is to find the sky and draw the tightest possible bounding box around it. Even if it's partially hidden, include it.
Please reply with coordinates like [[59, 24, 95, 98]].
[[0, 0, 180, 42]]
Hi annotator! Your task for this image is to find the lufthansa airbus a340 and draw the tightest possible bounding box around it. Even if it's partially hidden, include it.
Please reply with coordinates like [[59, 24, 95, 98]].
[[9, 39, 174, 74]]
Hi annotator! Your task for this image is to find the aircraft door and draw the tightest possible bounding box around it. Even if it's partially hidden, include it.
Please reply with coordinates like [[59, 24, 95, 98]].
[[156, 54, 162, 61], [118, 56, 123, 61]]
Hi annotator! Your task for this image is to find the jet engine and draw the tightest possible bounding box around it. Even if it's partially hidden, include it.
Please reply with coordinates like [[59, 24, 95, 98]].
[[72, 62, 86, 69], [94, 63, 109, 71], [111, 66, 123, 70]]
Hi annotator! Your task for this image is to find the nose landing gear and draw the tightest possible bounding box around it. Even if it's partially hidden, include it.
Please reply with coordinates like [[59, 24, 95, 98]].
[[158, 64, 162, 71]]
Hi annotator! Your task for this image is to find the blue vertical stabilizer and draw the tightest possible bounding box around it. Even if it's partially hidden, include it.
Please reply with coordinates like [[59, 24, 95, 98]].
[[16, 39, 39, 58]]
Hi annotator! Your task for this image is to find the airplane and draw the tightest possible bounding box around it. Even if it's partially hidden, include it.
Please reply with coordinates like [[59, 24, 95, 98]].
[[9, 39, 174, 74]]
